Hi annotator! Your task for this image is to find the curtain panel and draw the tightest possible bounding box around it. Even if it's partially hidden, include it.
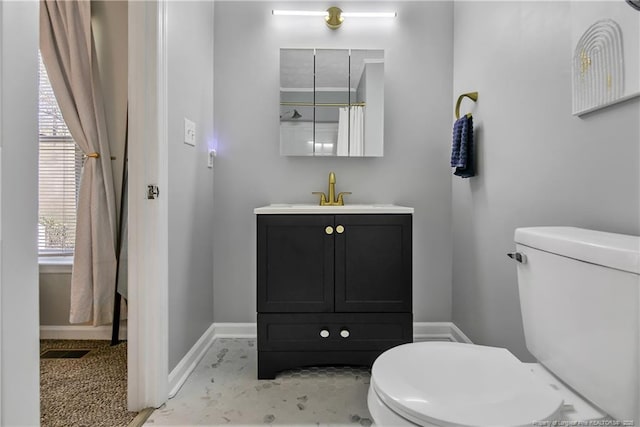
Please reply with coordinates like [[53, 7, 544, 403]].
[[40, 0, 118, 325]]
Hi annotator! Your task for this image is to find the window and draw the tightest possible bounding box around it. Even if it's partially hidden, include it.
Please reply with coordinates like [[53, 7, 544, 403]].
[[38, 53, 83, 257]]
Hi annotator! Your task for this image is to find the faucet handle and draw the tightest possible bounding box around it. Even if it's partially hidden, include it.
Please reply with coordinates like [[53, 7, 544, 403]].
[[337, 191, 352, 205], [312, 191, 328, 206]]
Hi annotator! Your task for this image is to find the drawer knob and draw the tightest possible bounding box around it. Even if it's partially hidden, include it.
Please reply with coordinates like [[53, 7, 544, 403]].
[[336, 225, 345, 234], [325, 226, 334, 235], [340, 329, 350, 338], [319, 329, 330, 338]]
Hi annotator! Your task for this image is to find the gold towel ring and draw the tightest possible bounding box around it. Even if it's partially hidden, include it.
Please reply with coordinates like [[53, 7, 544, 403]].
[[455, 92, 478, 119]]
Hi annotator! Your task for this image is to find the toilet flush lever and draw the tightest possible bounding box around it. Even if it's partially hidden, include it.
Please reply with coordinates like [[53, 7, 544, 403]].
[[507, 252, 527, 263]]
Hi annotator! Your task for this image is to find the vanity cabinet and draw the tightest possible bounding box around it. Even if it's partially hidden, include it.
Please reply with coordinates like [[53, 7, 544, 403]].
[[256, 212, 412, 379]]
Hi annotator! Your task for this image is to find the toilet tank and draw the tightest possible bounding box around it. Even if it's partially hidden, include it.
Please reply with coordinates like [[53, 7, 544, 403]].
[[514, 227, 640, 422]]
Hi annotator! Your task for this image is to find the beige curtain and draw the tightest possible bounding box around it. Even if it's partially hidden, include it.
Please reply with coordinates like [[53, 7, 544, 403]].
[[40, 0, 118, 325]]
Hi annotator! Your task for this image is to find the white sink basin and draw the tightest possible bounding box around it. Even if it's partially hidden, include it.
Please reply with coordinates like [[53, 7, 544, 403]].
[[254, 204, 414, 214]]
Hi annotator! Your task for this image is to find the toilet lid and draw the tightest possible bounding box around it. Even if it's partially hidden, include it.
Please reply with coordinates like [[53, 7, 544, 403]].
[[371, 342, 565, 427]]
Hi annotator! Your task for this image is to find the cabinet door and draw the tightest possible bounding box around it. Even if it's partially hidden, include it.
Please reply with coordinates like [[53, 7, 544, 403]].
[[258, 215, 334, 312], [334, 214, 412, 312]]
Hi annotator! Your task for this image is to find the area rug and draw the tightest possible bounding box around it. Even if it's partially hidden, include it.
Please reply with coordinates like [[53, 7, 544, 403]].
[[40, 339, 137, 427]]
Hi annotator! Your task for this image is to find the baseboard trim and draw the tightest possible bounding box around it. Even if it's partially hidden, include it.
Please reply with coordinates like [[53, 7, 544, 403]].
[[168, 323, 216, 399], [413, 322, 473, 343], [40, 323, 127, 340], [165, 321, 471, 401], [40, 321, 470, 344], [448, 322, 473, 344], [212, 322, 256, 338], [205, 322, 471, 343]]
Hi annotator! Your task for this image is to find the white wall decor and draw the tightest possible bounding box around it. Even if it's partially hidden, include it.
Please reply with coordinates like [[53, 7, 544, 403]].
[[571, 3, 640, 115]]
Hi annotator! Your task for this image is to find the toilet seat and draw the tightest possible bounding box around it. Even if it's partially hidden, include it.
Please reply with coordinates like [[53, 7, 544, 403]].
[[371, 342, 565, 427]]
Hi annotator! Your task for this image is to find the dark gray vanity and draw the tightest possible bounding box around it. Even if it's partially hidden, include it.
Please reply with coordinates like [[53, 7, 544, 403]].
[[255, 204, 413, 379]]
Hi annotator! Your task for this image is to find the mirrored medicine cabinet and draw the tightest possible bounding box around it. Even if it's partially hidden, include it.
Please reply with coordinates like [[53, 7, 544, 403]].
[[279, 48, 384, 157]]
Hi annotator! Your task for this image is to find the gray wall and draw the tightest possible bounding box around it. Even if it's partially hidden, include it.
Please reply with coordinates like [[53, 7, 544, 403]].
[[451, 1, 640, 361], [0, 1, 40, 424], [213, 1, 454, 323], [40, 272, 73, 325], [167, 1, 215, 371]]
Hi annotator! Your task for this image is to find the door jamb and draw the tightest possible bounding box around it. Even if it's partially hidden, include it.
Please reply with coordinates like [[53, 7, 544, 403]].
[[127, 0, 169, 411]]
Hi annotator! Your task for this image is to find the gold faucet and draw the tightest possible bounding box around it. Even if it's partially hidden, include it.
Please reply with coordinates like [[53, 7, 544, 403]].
[[313, 171, 351, 206]]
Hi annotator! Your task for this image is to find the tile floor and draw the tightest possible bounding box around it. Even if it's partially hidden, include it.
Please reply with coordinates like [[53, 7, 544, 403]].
[[145, 338, 374, 426]]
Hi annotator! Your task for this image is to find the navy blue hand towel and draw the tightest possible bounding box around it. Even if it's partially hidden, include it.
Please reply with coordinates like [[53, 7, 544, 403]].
[[451, 115, 475, 178], [450, 117, 465, 168]]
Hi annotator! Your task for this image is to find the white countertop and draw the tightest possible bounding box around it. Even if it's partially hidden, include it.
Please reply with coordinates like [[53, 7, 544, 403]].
[[254, 204, 414, 214]]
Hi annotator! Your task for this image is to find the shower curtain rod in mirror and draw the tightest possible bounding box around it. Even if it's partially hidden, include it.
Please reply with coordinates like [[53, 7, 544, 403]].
[[280, 101, 366, 107]]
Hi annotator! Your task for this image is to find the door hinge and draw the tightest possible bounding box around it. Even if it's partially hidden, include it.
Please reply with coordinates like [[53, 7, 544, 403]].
[[147, 185, 160, 200]]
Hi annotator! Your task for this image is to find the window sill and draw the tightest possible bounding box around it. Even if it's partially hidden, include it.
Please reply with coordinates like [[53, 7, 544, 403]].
[[39, 256, 73, 274]]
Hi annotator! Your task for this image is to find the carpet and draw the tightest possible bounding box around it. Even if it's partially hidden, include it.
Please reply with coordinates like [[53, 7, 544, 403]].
[[40, 339, 137, 427]]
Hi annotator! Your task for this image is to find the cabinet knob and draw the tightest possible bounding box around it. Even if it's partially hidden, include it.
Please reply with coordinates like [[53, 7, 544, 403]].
[[340, 329, 350, 338], [336, 225, 345, 234], [319, 329, 330, 338], [325, 226, 334, 235]]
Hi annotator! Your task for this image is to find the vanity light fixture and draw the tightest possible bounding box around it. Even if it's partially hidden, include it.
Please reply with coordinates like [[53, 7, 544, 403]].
[[272, 7, 397, 30]]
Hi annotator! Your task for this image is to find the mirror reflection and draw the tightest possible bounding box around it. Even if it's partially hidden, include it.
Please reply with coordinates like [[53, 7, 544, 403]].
[[279, 48, 384, 157]]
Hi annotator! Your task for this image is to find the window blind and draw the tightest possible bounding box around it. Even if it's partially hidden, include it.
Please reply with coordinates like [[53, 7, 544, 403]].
[[38, 53, 83, 256]]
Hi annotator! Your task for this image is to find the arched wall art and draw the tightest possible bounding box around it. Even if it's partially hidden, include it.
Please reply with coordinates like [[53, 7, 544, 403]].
[[572, 19, 624, 114], [571, 3, 640, 116]]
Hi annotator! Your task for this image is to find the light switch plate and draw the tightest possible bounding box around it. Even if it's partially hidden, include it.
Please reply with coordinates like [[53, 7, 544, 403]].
[[208, 149, 216, 169], [184, 118, 196, 146]]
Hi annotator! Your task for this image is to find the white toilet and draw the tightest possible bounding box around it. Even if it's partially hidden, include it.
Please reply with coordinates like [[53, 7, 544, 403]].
[[368, 226, 640, 426]]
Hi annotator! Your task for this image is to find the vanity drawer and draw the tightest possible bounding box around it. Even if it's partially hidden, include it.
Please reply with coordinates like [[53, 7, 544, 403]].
[[258, 312, 412, 352]]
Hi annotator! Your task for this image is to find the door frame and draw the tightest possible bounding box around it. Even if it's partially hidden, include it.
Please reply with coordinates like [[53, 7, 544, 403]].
[[1, 1, 40, 423], [0, 1, 4, 421], [127, 0, 169, 410]]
